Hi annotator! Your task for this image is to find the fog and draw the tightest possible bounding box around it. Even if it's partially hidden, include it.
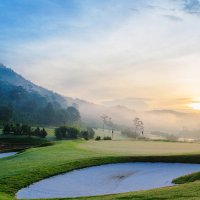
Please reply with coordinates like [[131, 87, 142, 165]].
[[74, 100, 200, 138]]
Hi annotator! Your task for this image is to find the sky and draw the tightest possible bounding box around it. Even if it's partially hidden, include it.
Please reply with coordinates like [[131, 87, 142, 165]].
[[1, 0, 200, 112]]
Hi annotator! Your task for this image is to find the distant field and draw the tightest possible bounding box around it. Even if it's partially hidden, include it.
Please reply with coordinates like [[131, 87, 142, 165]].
[[79, 140, 200, 155], [94, 128, 126, 140]]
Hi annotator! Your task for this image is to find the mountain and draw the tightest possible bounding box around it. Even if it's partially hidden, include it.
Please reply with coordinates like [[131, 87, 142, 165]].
[[0, 64, 139, 128], [72, 99, 136, 128], [0, 64, 80, 125], [146, 109, 187, 117], [0, 64, 67, 107]]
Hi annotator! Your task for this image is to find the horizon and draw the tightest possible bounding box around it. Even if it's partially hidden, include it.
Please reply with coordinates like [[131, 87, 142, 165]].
[[1, 0, 200, 113]]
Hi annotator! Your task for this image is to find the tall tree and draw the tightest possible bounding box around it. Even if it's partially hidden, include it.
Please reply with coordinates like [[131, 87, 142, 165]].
[[66, 106, 80, 124], [0, 106, 13, 123]]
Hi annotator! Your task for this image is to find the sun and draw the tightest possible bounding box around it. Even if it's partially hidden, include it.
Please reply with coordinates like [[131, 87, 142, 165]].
[[189, 102, 200, 110]]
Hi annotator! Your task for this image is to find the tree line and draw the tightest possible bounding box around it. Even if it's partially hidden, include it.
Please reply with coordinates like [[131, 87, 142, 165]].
[[0, 103, 80, 126], [0, 82, 80, 126], [55, 126, 95, 140], [3, 124, 48, 138]]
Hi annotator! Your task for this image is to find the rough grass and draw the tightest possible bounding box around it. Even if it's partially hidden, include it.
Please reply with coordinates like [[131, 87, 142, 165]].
[[1, 140, 200, 199]]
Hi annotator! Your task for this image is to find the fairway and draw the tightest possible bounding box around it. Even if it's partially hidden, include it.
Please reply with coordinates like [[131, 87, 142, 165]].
[[79, 140, 200, 155]]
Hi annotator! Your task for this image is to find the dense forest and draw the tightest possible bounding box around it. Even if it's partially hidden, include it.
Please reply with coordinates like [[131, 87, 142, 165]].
[[0, 65, 80, 125]]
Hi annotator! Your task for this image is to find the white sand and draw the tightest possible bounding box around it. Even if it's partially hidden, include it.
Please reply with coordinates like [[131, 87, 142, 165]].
[[17, 162, 200, 199], [0, 152, 16, 158]]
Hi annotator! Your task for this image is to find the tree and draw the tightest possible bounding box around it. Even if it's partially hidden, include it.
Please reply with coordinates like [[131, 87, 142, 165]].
[[0, 106, 13, 123], [66, 127, 79, 139], [56, 109, 68, 125], [80, 127, 95, 140], [133, 117, 144, 135], [54, 126, 79, 140], [66, 107, 80, 124], [34, 127, 41, 137], [55, 126, 67, 139], [43, 103, 56, 125], [14, 123, 22, 135], [81, 130, 89, 140], [3, 124, 11, 134], [21, 124, 31, 137], [106, 117, 114, 139], [87, 127, 95, 139], [101, 114, 108, 131], [40, 128, 48, 138]]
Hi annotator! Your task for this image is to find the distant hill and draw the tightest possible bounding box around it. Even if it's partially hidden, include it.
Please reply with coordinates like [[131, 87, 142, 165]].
[[0, 64, 139, 129], [0, 64, 67, 107], [0, 64, 80, 125]]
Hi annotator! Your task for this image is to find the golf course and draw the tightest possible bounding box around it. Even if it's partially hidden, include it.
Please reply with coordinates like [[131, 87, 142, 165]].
[[2, 139, 200, 200]]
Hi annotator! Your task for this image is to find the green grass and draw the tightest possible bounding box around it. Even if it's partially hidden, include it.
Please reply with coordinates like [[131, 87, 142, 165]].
[[1, 140, 200, 199], [79, 140, 200, 155]]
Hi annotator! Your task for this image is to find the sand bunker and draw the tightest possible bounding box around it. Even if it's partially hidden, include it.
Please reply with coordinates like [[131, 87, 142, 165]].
[[17, 162, 200, 199]]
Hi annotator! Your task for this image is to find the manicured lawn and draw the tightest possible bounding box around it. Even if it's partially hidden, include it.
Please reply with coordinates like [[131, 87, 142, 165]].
[[79, 140, 200, 155], [1, 140, 200, 199]]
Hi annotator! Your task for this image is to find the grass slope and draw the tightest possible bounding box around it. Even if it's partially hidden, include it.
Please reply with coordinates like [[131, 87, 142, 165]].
[[1, 140, 200, 199]]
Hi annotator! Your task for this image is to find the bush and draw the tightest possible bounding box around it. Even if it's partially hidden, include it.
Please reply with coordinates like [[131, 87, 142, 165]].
[[2, 124, 48, 138], [40, 128, 48, 138], [87, 127, 95, 139], [81, 131, 89, 140], [103, 136, 112, 140], [95, 136, 101, 141], [80, 127, 95, 140], [54, 126, 79, 140], [55, 129, 63, 140], [66, 127, 79, 139]]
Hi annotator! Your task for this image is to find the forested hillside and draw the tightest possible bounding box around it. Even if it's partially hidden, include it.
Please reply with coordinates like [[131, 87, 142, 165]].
[[0, 64, 80, 125]]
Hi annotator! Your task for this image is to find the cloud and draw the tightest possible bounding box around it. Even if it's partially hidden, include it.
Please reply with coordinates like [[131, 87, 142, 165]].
[[1, 0, 200, 107], [162, 14, 183, 21]]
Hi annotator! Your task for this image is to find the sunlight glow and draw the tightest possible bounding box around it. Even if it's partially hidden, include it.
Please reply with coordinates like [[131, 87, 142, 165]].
[[189, 103, 200, 110]]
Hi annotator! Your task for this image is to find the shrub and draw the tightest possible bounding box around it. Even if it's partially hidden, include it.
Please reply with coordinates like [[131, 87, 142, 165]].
[[54, 126, 79, 140], [80, 127, 95, 140], [55, 126, 67, 139], [103, 136, 112, 140], [81, 131, 89, 140], [55, 130, 63, 140], [40, 128, 48, 138], [95, 136, 101, 141], [66, 127, 79, 139], [87, 127, 95, 139]]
